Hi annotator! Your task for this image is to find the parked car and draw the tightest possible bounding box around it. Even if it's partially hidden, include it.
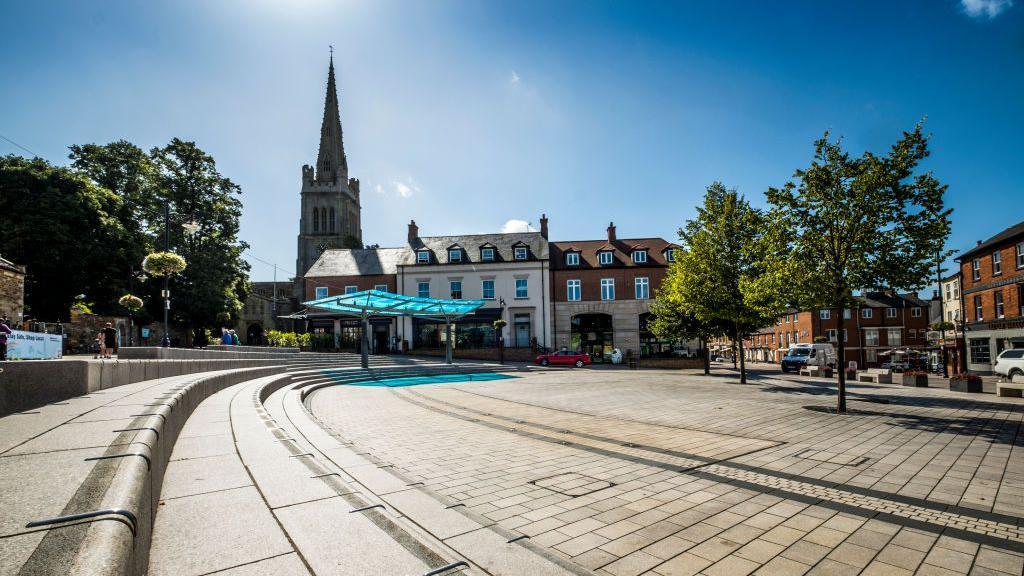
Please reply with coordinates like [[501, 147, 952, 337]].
[[994, 349, 1024, 380], [780, 343, 836, 373], [535, 350, 591, 368]]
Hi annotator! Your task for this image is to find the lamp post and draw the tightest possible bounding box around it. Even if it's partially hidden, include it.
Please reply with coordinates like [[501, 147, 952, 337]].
[[499, 297, 506, 365], [161, 200, 171, 347]]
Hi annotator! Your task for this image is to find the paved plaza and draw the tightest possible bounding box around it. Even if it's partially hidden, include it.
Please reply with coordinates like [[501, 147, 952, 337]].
[[302, 367, 1024, 576]]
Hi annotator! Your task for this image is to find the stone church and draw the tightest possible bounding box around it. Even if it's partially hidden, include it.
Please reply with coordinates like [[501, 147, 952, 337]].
[[236, 57, 363, 343], [293, 55, 363, 301]]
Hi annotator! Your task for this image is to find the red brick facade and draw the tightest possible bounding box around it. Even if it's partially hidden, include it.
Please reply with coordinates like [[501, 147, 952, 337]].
[[304, 274, 397, 301]]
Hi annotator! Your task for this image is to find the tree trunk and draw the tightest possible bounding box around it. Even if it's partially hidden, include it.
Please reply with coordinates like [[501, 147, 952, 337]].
[[835, 303, 847, 413], [701, 338, 710, 375], [737, 332, 747, 384]]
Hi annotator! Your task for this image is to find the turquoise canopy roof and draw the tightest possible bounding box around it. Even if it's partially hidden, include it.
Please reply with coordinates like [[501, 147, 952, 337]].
[[302, 289, 485, 319]]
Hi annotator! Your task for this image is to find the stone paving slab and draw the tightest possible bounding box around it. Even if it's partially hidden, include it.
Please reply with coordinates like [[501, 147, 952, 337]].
[[307, 369, 1024, 576]]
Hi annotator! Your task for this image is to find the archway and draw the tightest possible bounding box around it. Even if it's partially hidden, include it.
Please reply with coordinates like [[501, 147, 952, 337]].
[[571, 313, 614, 363], [246, 323, 264, 346]]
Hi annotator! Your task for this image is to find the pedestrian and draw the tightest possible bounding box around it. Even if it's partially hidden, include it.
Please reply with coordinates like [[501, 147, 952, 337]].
[[230, 330, 240, 346], [102, 322, 118, 359], [95, 330, 106, 359], [0, 316, 12, 361], [220, 329, 232, 345]]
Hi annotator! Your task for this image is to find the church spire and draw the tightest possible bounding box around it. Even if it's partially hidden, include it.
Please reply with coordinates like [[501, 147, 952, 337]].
[[315, 52, 347, 183]]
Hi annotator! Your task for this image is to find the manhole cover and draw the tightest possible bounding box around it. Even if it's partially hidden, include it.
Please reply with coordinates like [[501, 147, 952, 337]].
[[530, 473, 614, 497]]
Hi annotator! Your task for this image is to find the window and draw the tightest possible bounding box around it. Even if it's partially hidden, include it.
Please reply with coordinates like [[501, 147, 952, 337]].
[[888, 328, 902, 347], [635, 277, 650, 299], [481, 280, 495, 300], [993, 251, 1002, 275], [417, 282, 430, 298], [843, 309, 851, 320], [374, 284, 388, 292], [664, 249, 676, 263], [632, 250, 647, 264], [565, 252, 580, 266], [970, 338, 991, 364], [514, 247, 528, 260], [567, 279, 581, 302], [599, 251, 613, 265], [995, 291, 1004, 318], [417, 250, 430, 264], [912, 307, 921, 317], [827, 329, 837, 342], [972, 258, 980, 281], [344, 285, 358, 294], [886, 307, 897, 318], [862, 308, 873, 319], [793, 331, 799, 344], [314, 286, 328, 300], [515, 278, 528, 299], [449, 281, 462, 299], [820, 310, 830, 320], [865, 329, 879, 347], [481, 248, 495, 261], [448, 249, 462, 263], [974, 295, 983, 321], [600, 278, 615, 300], [329, 207, 335, 232], [866, 348, 877, 363], [843, 328, 848, 342], [1020, 285, 1024, 316], [945, 285, 951, 300], [312, 208, 319, 232], [1018, 242, 1024, 269]]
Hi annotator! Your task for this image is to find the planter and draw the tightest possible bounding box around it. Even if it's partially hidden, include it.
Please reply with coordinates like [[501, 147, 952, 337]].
[[901, 374, 929, 387], [949, 376, 982, 393]]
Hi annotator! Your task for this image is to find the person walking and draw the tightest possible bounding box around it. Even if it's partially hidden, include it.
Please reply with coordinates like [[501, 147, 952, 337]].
[[0, 316, 12, 361], [102, 322, 118, 359], [230, 330, 240, 346], [220, 329, 232, 345]]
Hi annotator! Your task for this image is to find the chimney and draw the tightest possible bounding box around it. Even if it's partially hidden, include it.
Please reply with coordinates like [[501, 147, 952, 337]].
[[976, 240, 983, 245], [408, 220, 419, 244], [540, 214, 549, 239], [607, 222, 616, 243]]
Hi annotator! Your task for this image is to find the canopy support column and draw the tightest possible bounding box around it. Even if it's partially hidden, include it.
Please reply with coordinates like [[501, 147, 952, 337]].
[[361, 312, 370, 369], [444, 320, 453, 365]]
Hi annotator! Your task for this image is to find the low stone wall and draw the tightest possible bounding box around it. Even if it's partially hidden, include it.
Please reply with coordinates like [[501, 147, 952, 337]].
[[207, 344, 299, 353], [0, 358, 282, 416], [636, 357, 705, 370], [118, 347, 300, 360]]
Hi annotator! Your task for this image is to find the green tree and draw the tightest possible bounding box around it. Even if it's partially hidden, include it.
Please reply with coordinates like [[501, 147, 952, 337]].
[[762, 123, 951, 412], [658, 183, 785, 383], [648, 294, 728, 375], [148, 138, 250, 343], [0, 155, 139, 320]]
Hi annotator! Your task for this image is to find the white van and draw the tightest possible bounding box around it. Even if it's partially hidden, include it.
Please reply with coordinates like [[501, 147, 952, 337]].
[[780, 343, 836, 373]]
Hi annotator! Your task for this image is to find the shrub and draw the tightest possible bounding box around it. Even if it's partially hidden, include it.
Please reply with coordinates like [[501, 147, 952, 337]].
[[142, 252, 187, 277], [903, 370, 929, 377], [950, 372, 981, 382]]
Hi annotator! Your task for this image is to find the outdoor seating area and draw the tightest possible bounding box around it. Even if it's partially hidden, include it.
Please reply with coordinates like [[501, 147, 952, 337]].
[[857, 367, 894, 384]]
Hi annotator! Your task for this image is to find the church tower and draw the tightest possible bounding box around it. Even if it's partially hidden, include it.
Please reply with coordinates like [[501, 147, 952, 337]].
[[295, 56, 362, 300]]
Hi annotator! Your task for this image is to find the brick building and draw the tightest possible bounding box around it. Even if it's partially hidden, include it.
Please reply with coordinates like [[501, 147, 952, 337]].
[[549, 223, 679, 361], [742, 292, 932, 368], [0, 255, 26, 322], [956, 219, 1024, 373]]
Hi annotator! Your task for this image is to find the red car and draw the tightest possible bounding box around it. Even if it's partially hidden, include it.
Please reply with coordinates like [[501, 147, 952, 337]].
[[535, 350, 591, 368]]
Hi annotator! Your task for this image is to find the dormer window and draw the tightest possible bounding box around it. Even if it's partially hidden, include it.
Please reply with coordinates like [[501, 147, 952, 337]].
[[416, 250, 430, 264], [599, 251, 614, 266], [481, 247, 495, 262], [632, 250, 647, 264], [664, 249, 676, 263], [565, 252, 580, 266], [448, 248, 463, 263], [514, 247, 528, 260]]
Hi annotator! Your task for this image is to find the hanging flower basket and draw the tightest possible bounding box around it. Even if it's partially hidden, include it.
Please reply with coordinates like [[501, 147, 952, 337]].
[[118, 294, 144, 312], [143, 252, 187, 277], [493, 319, 508, 330]]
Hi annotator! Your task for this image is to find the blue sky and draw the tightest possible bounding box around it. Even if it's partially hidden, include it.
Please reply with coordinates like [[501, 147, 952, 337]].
[[1, 0, 1021, 282]]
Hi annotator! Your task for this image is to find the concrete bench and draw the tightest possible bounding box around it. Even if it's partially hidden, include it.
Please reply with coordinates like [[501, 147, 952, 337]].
[[799, 366, 833, 378], [997, 381, 1024, 398], [857, 368, 893, 384]]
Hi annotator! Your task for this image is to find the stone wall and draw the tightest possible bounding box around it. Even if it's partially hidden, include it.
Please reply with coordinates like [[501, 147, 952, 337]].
[[0, 259, 26, 321], [64, 311, 130, 354]]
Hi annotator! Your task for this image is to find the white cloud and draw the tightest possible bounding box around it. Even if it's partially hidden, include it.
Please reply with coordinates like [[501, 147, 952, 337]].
[[373, 177, 420, 198], [501, 219, 536, 233], [509, 71, 521, 86], [961, 0, 1013, 18]]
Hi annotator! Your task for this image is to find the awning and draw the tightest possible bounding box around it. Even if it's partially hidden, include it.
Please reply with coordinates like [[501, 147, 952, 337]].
[[302, 290, 485, 320]]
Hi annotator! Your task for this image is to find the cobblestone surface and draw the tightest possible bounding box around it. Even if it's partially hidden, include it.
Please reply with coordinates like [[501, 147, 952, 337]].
[[308, 368, 1024, 575]]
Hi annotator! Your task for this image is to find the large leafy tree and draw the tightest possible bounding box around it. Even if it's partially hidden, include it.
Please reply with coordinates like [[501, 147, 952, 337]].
[[648, 293, 729, 375], [762, 123, 951, 412], [0, 156, 139, 320], [148, 138, 250, 344], [659, 183, 785, 383]]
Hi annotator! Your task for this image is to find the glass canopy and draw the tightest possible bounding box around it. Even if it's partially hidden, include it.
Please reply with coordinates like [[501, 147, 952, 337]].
[[302, 289, 485, 319]]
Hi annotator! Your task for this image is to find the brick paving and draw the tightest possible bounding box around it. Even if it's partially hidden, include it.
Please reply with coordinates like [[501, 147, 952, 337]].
[[308, 368, 1024, 575]]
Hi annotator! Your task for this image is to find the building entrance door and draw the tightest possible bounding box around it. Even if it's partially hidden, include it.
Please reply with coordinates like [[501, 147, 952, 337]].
[[514, 313, 531, 348], [373, 324, 389, 353], [570, 313, 613, 363]]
